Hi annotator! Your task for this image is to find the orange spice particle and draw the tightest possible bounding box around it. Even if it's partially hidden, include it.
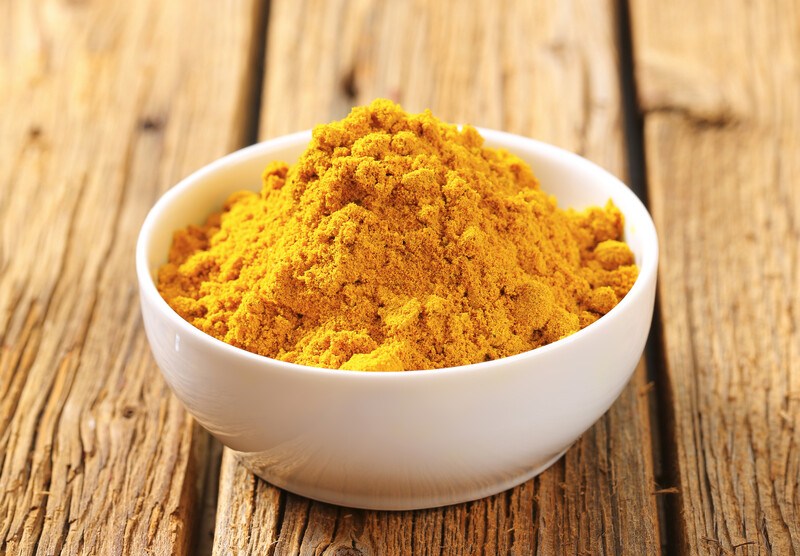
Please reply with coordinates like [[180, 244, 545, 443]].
[[157, 100, 638, 371]]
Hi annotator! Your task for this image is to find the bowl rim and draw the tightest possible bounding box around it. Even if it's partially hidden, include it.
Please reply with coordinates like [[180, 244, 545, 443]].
[[136, 128, 658, 381]]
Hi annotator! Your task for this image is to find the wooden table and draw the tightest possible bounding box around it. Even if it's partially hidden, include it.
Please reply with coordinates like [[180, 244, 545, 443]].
[[2, 1, 797, 554]]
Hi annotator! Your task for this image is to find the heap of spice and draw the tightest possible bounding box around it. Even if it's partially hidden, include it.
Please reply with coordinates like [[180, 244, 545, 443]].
[[158, 99, 638, 371]]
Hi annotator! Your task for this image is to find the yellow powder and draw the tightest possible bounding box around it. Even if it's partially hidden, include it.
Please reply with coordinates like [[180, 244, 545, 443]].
[[157, 99, 638, 371]]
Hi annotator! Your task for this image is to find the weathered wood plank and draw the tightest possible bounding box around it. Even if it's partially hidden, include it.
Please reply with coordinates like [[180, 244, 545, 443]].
[[631, 0, 800, 553], [0, 1, 264, 553], [213, 1, 660, 554]]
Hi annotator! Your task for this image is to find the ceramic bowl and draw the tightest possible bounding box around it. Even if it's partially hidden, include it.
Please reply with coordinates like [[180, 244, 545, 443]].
[[136, 129, 658, 510]]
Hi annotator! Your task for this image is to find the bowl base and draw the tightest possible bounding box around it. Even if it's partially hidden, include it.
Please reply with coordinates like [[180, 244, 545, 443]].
[[235, 446, 571, 511]]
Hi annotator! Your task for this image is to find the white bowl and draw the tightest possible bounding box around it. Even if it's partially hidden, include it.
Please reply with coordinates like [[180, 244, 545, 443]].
[[136, 129, 658, 510]]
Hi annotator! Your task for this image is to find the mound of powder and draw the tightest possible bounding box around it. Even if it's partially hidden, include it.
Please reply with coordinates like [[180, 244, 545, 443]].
[[158, 99, 637, 371]]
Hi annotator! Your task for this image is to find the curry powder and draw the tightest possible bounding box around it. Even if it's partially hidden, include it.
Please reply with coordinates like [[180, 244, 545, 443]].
[[157, 100, 638, 371]]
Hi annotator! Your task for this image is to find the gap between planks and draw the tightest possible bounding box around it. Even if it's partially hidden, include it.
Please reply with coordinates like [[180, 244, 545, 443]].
[[617, 0, 672, 553]]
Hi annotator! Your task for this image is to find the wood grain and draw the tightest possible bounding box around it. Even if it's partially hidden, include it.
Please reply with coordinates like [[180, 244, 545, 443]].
[[214, 1, 660, 553], [0, 0, 264, 553], [631, 0, 800, 553]]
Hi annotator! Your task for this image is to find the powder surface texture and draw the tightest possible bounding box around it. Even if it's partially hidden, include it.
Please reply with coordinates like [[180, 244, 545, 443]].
[[158, 100, 638, 371]]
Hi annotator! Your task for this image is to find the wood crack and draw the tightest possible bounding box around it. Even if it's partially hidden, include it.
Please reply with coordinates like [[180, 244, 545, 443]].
[[640, 105, 739, 129]]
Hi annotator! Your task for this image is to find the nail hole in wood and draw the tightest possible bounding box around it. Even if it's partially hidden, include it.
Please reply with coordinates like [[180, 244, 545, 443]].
[[341, 68, 358, 100], [139, 117, 163, 132]]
